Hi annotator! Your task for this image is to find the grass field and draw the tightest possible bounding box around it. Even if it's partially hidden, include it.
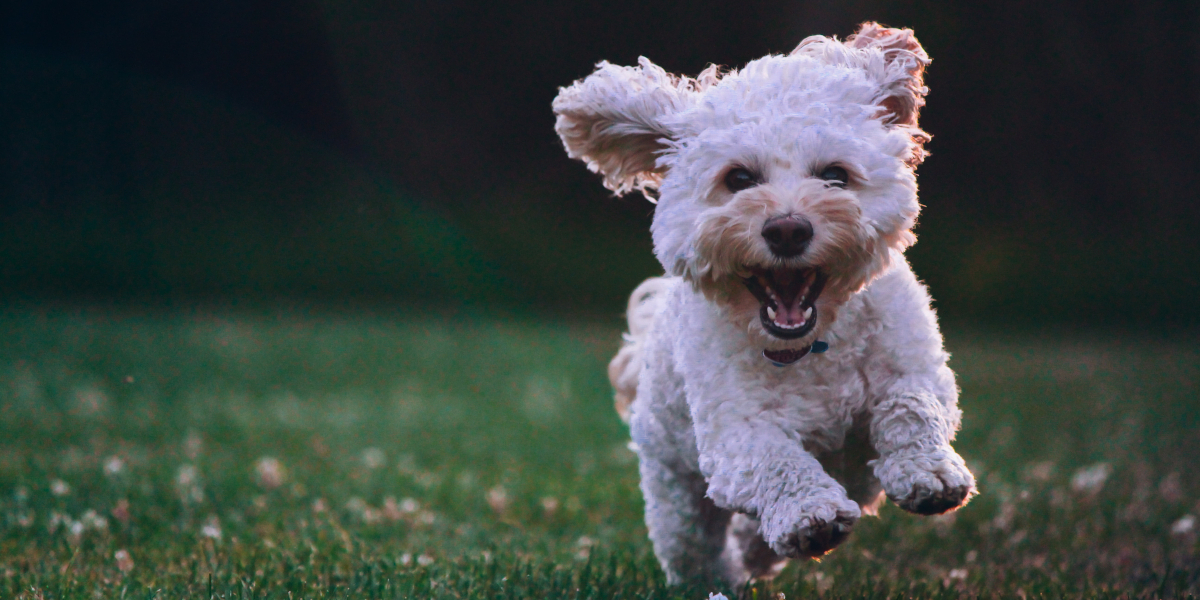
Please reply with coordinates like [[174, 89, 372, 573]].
[[0, 306, 1196, 599]]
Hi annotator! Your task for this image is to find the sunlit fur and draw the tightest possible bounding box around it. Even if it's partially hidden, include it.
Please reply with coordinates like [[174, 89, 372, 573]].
[[555, 22, 975, 586]]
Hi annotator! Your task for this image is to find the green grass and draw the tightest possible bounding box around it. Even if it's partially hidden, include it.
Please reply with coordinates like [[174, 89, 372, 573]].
[[0, 307, 1196, 599]]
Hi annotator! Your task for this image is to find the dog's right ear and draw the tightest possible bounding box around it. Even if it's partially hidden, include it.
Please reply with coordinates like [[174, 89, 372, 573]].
[[553, 57, 695, 196]]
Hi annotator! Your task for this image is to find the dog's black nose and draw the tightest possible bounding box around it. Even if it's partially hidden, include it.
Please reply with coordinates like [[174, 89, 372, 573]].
[[762, 215, 814, 258]]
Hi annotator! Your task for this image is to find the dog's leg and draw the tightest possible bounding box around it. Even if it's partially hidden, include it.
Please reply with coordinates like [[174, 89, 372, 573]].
[[692, 417, 862, 561], [869, 392, 976, 514], [639, 458, 732, 585], [627, 286, 737, 585]]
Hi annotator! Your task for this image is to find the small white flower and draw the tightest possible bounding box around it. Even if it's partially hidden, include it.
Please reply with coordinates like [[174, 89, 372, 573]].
[[382, 497, 419, 521], [485, 486, 509, 514], [81, 509, 108, 531], [201, 516, 222, 540], [416, 554, 434, 566], [399, 553, 412, 566], [1171, 514, 1195, 536], [574, 536, 596, 559], [176, 464, 199, 487], [707, 594, 730, 600], [103, 456, 125, 476], [1070, 463, 1112, 495], [254, 457, 286, 489], [114, 549, 135, 572], [361, 448, 386, 470], [943, 568, 969, 588], [361, 507, 381, 525], [176, 465, 204, 503], [50, 479, 71, 496]]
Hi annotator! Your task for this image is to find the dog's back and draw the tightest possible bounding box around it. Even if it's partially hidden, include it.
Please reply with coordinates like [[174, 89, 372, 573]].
[[607, 276, 672, 422]]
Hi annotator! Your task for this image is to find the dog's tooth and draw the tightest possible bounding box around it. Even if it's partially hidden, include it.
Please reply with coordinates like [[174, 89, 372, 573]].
[[766, 306, 776, 320], [804, 306, 813, 318]]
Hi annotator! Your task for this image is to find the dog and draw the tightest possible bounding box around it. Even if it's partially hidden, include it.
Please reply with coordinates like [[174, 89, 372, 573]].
[[553, 22, 976, 586]]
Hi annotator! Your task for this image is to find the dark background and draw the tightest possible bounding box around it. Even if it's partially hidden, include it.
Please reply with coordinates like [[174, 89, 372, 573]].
[[2, 0, 1197, 326]]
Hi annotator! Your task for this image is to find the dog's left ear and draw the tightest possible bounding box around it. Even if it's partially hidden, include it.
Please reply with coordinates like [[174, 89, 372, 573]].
[[844, 22, 930, 128], [553, 57, 697, 196]]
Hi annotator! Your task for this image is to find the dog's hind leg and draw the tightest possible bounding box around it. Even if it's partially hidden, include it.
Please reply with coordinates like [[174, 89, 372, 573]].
[[639, 458, 733, 585], [609, 277, 672, 422], [722, 513, 787, 584]]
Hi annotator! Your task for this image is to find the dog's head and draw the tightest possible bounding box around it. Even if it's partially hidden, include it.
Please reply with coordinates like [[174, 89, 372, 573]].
[[554, 23, 931, 351]]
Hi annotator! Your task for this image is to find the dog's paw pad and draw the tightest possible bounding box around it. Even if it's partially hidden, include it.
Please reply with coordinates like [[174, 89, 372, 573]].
[[779, 515, 855, 558], [893, 481, 974, 515]]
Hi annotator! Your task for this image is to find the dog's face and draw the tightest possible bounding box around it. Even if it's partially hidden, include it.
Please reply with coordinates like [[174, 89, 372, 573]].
[[555, 23, 931, 351]]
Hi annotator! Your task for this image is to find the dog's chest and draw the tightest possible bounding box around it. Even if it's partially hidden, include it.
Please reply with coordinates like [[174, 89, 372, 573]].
[[672, 287, 878, 452], [665, 281, 886, 451], [755, 352, 870, 450]]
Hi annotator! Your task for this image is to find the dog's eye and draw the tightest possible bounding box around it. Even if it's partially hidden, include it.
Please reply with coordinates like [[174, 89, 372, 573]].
[[817, 166, 849, 187], [723, 167, 761, 193]]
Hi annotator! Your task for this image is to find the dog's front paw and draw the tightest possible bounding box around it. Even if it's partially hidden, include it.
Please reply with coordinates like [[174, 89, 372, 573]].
[[766, 498, 860, 559], [873, 447, 977, 515]]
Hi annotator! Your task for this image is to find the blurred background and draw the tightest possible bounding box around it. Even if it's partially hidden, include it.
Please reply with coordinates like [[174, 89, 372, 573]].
[[2, 0, 1197, 327], [1, 3, 1198, 595]]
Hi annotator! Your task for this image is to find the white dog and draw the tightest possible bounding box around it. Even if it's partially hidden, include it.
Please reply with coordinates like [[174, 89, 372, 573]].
[[554, 23, 976, 586]]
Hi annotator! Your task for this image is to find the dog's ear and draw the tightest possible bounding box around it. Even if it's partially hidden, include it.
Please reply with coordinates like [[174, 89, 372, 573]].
[[844, 22, 930, 128], [794, 23, 932, 165], [553, 57, 695, 196]]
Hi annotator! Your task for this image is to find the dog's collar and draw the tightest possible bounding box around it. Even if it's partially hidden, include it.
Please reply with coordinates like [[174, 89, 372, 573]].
[[763, 341, 828, 367]]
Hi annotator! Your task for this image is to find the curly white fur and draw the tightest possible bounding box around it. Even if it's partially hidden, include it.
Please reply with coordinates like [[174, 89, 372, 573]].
[[554, 22, 976, 586]]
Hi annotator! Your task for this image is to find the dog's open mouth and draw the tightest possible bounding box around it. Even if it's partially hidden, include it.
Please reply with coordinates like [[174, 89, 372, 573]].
[[742, 268, 828, 340]]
